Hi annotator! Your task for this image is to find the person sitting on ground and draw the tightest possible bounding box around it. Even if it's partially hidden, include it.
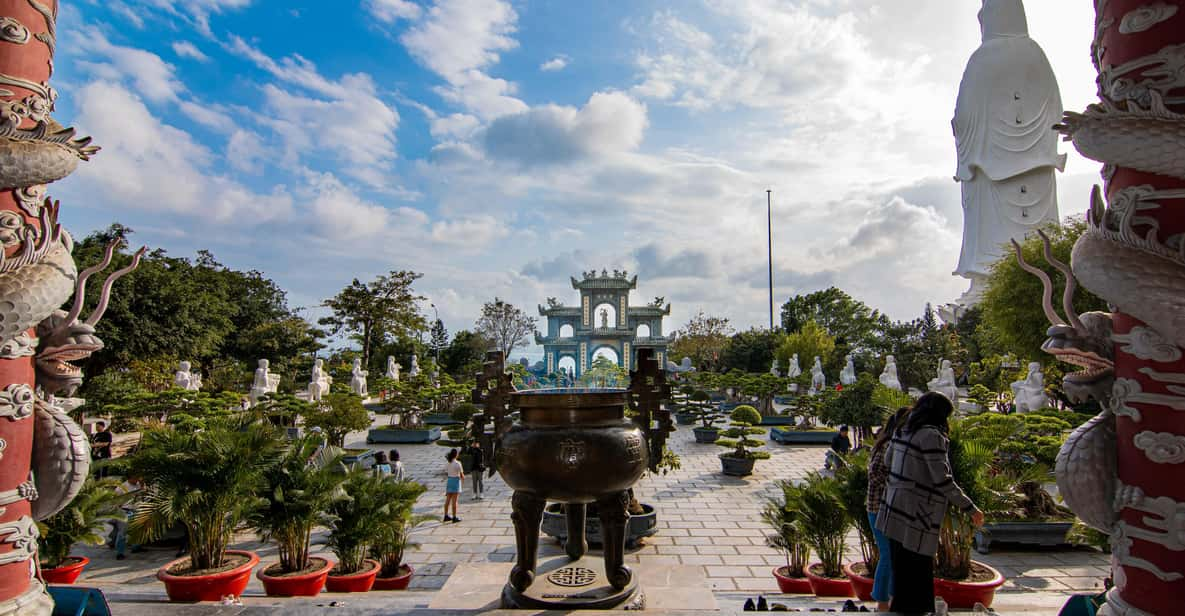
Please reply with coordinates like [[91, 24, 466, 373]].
[[831, 425, 852, 455]]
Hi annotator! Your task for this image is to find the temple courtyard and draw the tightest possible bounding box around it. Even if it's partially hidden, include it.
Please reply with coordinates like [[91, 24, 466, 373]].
[[79, 416, 1108, 614]]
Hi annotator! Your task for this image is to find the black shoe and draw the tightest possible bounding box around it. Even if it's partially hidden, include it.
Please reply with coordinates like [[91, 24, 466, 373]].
[[443, 515, 452, 522], [743, 598, 756, 611], [841, 599, 857, 612], [757, 596, 768, 611], [116, 554, 126, 560], [452, 517, 462, 523]]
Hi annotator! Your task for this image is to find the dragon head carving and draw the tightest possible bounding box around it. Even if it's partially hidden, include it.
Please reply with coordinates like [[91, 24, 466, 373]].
[[34, 241, 144, 397], [1013, 231, 1114, 405]]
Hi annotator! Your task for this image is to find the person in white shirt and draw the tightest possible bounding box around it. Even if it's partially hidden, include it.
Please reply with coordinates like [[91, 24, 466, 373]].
[[389, 449, 405, 482], [443, 448, 464, 523]]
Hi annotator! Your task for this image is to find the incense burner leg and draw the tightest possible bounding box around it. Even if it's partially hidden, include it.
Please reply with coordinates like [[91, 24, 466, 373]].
[[564, 502, 588, 561], [510, 490, 546, 592], [597, 490, 632, 590]]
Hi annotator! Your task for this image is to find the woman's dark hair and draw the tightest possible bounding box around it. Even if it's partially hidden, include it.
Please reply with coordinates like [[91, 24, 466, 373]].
[[374, 451, 388, 465], [873, 406, 911, 451], [906, 392, 954, 433], [447, 448, 458, 462], [389, 449, 400, 462]]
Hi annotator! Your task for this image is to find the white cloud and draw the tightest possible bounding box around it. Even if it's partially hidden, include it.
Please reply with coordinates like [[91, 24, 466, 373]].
[[177, 99, 235, 132], [226, 129, 267, 173], [366, 0, 422, 22], [141, 0, 253, 36], [481, 91, 647, 165], [172, 40, 210, 62], [431, 215, 510, 250], [540, 56, 568, 72], [78, 29, 183, 103], [302, 171, 395, 240]]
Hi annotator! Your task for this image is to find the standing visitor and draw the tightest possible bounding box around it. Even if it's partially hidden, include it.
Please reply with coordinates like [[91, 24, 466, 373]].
[[111, 476, 143, 560], [443, 448, 464, 523], [91, 421, 113, 477], [373, 451, 392, 477], [469, 440, 485, 500], [876, 393, 984, 614], [389, 449, 405, 482], [865, 407, 910, 611]]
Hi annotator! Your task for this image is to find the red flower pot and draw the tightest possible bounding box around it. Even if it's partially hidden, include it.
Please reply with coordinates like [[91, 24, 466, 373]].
[[325, 558, 380, 593], [372, 564, 414, 590], [772, 566, 812, 594], [933, 561, 1006, 609], [805, 563, 854, 597], [157, 550, 260, 602], [843, 562, 874, 602], [40, 556, 89, 585], [257, 557, 334, 597]]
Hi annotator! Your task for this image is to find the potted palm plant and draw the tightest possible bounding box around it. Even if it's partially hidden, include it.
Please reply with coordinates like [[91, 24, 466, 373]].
[[763, 479, 812, 594], [324, 472, 390, 593], [795, 472, 853, 597], [37, 478, 127, 584], [253, 436, 348, 597], [130, 417, 283, 602], [715, 405, 770, 476], [833, 449, 877, 601], [371, 479, 431, 590]]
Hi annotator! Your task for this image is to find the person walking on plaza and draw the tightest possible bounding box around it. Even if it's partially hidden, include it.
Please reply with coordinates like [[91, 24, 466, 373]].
[[390, 449, 405, 482], [469, 440, 485, 500], [876, 392, 983, 614], [865, 407, 910, 611], [111, 476, 143, 560], [443, 448, 464, 523]]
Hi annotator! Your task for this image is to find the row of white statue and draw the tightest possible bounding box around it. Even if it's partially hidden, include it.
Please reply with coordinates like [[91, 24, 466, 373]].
[[172, 354, 424, 405], [770, 353, 1048, 411]]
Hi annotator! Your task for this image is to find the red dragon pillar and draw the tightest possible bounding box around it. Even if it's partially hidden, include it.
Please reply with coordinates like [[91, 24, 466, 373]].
[[0, 1, 138, 613], [1050, 1, 1185, 614]]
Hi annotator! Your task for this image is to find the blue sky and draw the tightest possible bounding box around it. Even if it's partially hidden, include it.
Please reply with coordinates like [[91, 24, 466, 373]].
[[48, 0, 1102, 359]]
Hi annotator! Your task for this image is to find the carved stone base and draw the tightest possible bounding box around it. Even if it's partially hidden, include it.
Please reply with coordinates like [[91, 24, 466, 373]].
[[0, 581, 52, 616], [500, 555, 644, 610]]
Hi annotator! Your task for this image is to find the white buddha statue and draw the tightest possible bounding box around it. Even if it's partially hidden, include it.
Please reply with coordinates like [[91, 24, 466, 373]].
[[385, 356, 400, 381], [350, 358, 369, 398], [952, 0, 1065, 304], [769, 359, 780, 377], [307, 358, 332, 402], [1010, 361, 1048, 413], [927, 359, 959, 403], [879, 355, 902, 391], [174, 360, 201, 391], [785, 353, 802, 379], [408, 354, 420, 377], [809, 356, 826, 394], [840, 354, 856, 386], [249, 358, 279, 404]]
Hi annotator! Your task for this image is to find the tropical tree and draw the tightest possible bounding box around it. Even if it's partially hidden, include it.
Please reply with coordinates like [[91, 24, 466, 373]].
[[668, 311, 734, 371], [429, 318, 449, 363], [475, 298, 536, 359], [780, 287, 888, 351], [37, 478, 128, 569], [720, 328, 783, 373], [774, 320, 835, 375], [440, 330, 490, 378], [304, 393, 373, 447], [319, 270, 427, 369]]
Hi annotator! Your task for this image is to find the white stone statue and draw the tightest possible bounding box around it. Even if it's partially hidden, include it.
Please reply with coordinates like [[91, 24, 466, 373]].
[[927, 359, 959, 403], [249, 358, 279, 405], [840, 354, 856, 386], [666, 357, 696, 374], [879, 355, 902, 391], [385, 356, 400, 381], [307, 358, 332, 402], [769, 359, 780, 377], [1010, 361, 1048, 413], [350, 358, 369, 398], [174, 360, 201, 391], [809, 356, 826, 394], [785, 353, 802, 379], [952, 0, 1064, 304], [408, 354, 420, 377]]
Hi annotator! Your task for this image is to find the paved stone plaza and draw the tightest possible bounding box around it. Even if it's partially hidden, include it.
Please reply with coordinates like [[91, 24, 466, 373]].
[[81, 419, 1109, 613]]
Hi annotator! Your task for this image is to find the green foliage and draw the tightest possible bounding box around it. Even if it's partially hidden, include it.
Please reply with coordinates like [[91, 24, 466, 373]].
[[252, 437, 348, 573], [304, 393, 373, 447], [440, 330, 490, 378], [319, 270, 427, 370], [960, 412, 1072, 472], [476, 297, 536, 359], [871, 384, 913, 414], [106, 388, 243, 432], [730, 405, 762, 425], [720, 328, 783, 373], [833, 449, 877, 570], [327, 472, 405, 574], [818, 374, 884, 442], [979, 219, 1107, 360], [717, 406, 769, 460], [37, 478, 128, 569], [780, 287, 888, 352], [790, 472, 852, 578], [580, 355, 627, 388], [451, 402, 479, 423], [129, 417, 284, 571], [668, 311, 734, 371], [763, 480, 811, 577], [739, 373, 786, 416], [774, 321, 835, 378], [936, 422, 997, 580], [370, 480, 431, 576], [253, 392, 312, 428]]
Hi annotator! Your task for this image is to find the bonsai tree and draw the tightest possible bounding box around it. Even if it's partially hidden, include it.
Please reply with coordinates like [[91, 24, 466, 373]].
[[326, 471, 396, 574], [689, 390, 720, 428], [740, 372, 784, 416], [817, 373, 884, 445], [793, 472, 852, 579], [37, 477, 127, 570], [251, 436, 348, 575], [370, 479, 431, 578], [381, 374, 436, 428], [129, 417, 284, 571], [763, 479, 810, 580], [252, 392, 312, 429], [833, 449, 878, 574], [716, 405, 770, 462], [304, 393, 372, 447]]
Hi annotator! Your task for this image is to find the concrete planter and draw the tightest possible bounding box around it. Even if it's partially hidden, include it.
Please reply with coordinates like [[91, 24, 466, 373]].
[[341, 449, 376, 470], [692, 427, 719, 443], [366, 426, 441, 444], [674, 411, 697, 425], [759, 416, 798, 426], [422, 413, 456, 425], [720, 455, 756, 476], [974, 521, 1074, 554], [540, 503, 658, 548], [770, 428, 838, 445]]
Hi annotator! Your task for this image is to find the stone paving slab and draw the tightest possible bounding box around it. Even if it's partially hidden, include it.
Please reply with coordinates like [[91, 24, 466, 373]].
[[83, 416, 1110, 612]]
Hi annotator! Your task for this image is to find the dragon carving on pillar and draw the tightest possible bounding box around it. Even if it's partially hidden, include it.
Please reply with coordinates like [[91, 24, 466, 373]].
[[0, 1, 141, 613], [1017, 2, 1185, 613]]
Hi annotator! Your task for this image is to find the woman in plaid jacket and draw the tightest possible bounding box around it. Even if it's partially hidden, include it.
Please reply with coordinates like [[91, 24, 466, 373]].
[[875, 392, 984, 614]]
